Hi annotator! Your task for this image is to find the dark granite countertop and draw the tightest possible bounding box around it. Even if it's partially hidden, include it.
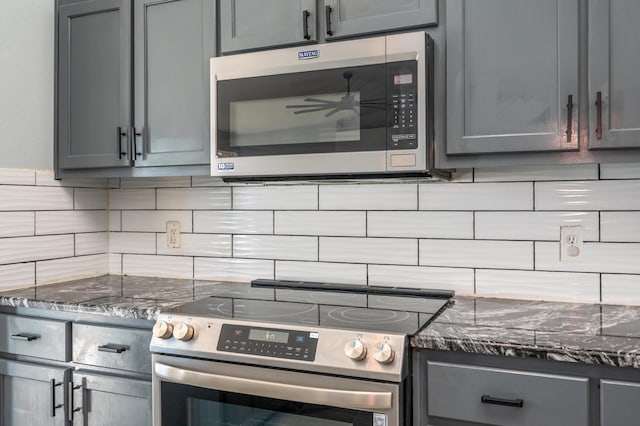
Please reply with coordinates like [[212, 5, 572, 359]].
[[413, 297, 640, 368]]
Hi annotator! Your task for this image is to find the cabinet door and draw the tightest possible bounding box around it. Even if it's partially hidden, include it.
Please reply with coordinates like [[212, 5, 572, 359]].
[[589, 0, 640, 149], [0, 360, 68, 426], [70, 371, 151, 426], [601, 379, 640, 426], [446, 0, 579, 155], [323, 0, 437, 40], [133, 0, 215, 167], [58, 0, 132, 169], [219, 0, 317, 53]]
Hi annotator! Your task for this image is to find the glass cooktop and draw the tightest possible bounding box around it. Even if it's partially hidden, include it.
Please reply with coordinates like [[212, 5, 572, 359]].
[[169, 279, 453, 336]]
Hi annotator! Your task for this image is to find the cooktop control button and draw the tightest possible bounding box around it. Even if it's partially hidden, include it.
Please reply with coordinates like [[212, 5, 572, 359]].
[[344, 339, 367, 361], [372, 341, 395, 364], [173, 323, 195, 341], [152, 320, 173, 339]]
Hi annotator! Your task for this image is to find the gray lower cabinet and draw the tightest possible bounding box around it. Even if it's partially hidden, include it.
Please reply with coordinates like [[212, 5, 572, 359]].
[[426, 361, 589, 426], [588, 0, 640, 150], [600, 379, 640, 426], [0, 360, 69, 426], [445, 0, 579, 155]]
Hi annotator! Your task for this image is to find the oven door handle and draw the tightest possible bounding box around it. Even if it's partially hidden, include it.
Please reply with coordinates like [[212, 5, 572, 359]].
[[154, 362, 393, 411]]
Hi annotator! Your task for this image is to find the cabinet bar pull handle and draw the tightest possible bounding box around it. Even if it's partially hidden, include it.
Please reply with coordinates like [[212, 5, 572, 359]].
[[133, 127, 143, 157], [596, 91, 603, 140], [68, 382, 83, 422], [566, 94, 574, 142], [302, 10, 311, 40], [481, 395, 524, 408], [11, 333, 39, 342], [50, 379, 63, 417], [117, 126, 128, 159], [98, 343, 128, 354], [325, 5, 333, 36]]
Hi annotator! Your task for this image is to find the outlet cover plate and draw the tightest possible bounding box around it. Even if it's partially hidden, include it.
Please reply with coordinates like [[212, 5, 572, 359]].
[[560, 225, 583, 262], [167, 221, 181, 248]]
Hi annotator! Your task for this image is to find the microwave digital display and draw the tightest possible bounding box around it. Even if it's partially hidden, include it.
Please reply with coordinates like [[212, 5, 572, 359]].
[[394, 74, 413, 85]]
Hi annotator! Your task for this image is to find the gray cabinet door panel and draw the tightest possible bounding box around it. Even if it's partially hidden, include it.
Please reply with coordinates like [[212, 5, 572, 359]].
[[58, 0, 132, 169], [589, 0, 640, 149], [446, 0, 579, 155], [220, 0, 317, 53], [601, 379, 640, 426], [133, 0, 214, 167], [323, 0, 437, 39]]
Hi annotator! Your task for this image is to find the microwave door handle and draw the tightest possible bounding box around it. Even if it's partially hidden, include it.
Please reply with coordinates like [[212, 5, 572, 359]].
[[154, 362, 392, 411]]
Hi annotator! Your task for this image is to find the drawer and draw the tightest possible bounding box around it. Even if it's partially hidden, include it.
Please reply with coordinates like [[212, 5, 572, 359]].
[[73, 323, 151, 374], [427, 361, 589, 426], [601, 379, 640, 426], [0, 313, 70, 361]]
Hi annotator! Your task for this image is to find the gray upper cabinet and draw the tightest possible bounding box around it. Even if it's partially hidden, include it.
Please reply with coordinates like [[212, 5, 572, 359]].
[[323, 0, 437, 40], [588, 0, 640, 150], [446, 0, 579, 155], [57, 0, 132, 169], [219, 0, 317, 54], [133, 0, 215, 167]]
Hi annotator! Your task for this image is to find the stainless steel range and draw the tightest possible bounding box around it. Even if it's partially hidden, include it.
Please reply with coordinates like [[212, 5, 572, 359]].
[[150, 280, 452, 426]]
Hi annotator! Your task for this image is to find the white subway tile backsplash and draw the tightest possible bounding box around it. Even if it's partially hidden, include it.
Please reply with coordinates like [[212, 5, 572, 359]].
[[191, 176, 226, 187], [536, 242, 640, 274], [194, 211, 273, 234], [601, 212, 640, 242], [600, 163, 640, 180], [108, 178, 120, 189], [123, 254, 193, 279], [0, 169, 35, 185], [275, 211, 365, 236], [233, 235, 317, 261], [476, 269, 600, 302], [74, 188, 108, 210], [110, 232, 156, 254], [420, 240, 533, 269], [36, 210, 107, 235], [367, 264, 475, 294], [320, 237, 417, 265], [157, 187, 231, 210], [0, 235, 74, 265], [0, 186, 73, 211], [319, 184, 417, 210], [419, 182, 533, 210], [475, 211, 599, 241], [0, 263, 35, 290], [157, 233, 231, 257], [122, 210, 192, 232], [120, 176, 191, 188], [36, 254, 108, 285], [109, 253, 122, 275], [194, 257, 274, 281], [75, 232, 108, 256], [474, 164, 599, 182], [0, 212, 34, 238], [602, 274, 640, 305], [109, 189, 156, 210], [36, 170, 108, 188], [368, 211, 473, 239], [536, 180, 640, 211], [233, 186, 318, 210], [275, 261, 367, 285], [108, 210, 121, 232]]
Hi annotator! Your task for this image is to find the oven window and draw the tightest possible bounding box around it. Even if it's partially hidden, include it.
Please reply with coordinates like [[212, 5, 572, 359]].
[[161, 382, 375, 426], [216, 64, 387, 157]]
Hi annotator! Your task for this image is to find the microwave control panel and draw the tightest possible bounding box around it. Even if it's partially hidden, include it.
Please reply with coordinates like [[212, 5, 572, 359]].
[[389, 60, 418, 150]]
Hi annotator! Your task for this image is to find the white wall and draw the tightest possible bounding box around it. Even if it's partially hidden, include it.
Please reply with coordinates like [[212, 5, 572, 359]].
[[0, 0, 54, 170]]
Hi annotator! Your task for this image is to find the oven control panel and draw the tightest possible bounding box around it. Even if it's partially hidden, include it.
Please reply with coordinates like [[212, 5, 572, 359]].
[[217, 324, 318, 362]]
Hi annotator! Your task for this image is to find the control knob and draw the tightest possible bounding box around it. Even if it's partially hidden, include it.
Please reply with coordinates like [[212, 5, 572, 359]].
[[152, 320, 173, 339], [344, 339, 367, 361], [372, 341, 395, 364], [173, 323, 195, 341]]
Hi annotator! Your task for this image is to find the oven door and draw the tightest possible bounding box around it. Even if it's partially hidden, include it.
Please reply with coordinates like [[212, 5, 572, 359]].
[[152, 354, 403, 426]]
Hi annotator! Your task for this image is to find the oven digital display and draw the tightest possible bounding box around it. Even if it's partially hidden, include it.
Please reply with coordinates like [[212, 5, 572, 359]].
[[249, 329, 289, 344]]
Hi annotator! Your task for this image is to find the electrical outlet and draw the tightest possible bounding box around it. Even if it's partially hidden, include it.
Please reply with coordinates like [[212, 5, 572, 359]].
[[560, 225, 583, 262], [166, 221, 180, 248]]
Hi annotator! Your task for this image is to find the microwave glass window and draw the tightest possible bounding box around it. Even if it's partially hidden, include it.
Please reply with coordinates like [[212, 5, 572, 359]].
[[229, 91, 361, 147]]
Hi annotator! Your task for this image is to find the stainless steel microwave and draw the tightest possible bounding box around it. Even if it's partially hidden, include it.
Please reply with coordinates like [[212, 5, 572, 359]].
[[210, 31, 435, 180]]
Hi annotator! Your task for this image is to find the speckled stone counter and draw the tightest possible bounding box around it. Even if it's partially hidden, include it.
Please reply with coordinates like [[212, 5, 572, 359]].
[[0, 275, 236, 321], [413, 297, 640, 368]]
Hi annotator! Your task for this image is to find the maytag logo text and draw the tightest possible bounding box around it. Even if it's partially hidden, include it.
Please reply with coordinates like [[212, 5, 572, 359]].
[[297, 49, 319, 60]]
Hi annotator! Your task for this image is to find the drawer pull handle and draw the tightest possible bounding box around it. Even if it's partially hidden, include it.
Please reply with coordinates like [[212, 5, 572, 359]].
[[481, 395, 524, 408], [11, 333, 40, 342], [98, 344, 129, 354], [50, 379, 63, 417]]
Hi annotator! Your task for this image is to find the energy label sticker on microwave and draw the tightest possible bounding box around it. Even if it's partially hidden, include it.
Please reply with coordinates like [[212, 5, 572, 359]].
[[217, 162, 234, 171]]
